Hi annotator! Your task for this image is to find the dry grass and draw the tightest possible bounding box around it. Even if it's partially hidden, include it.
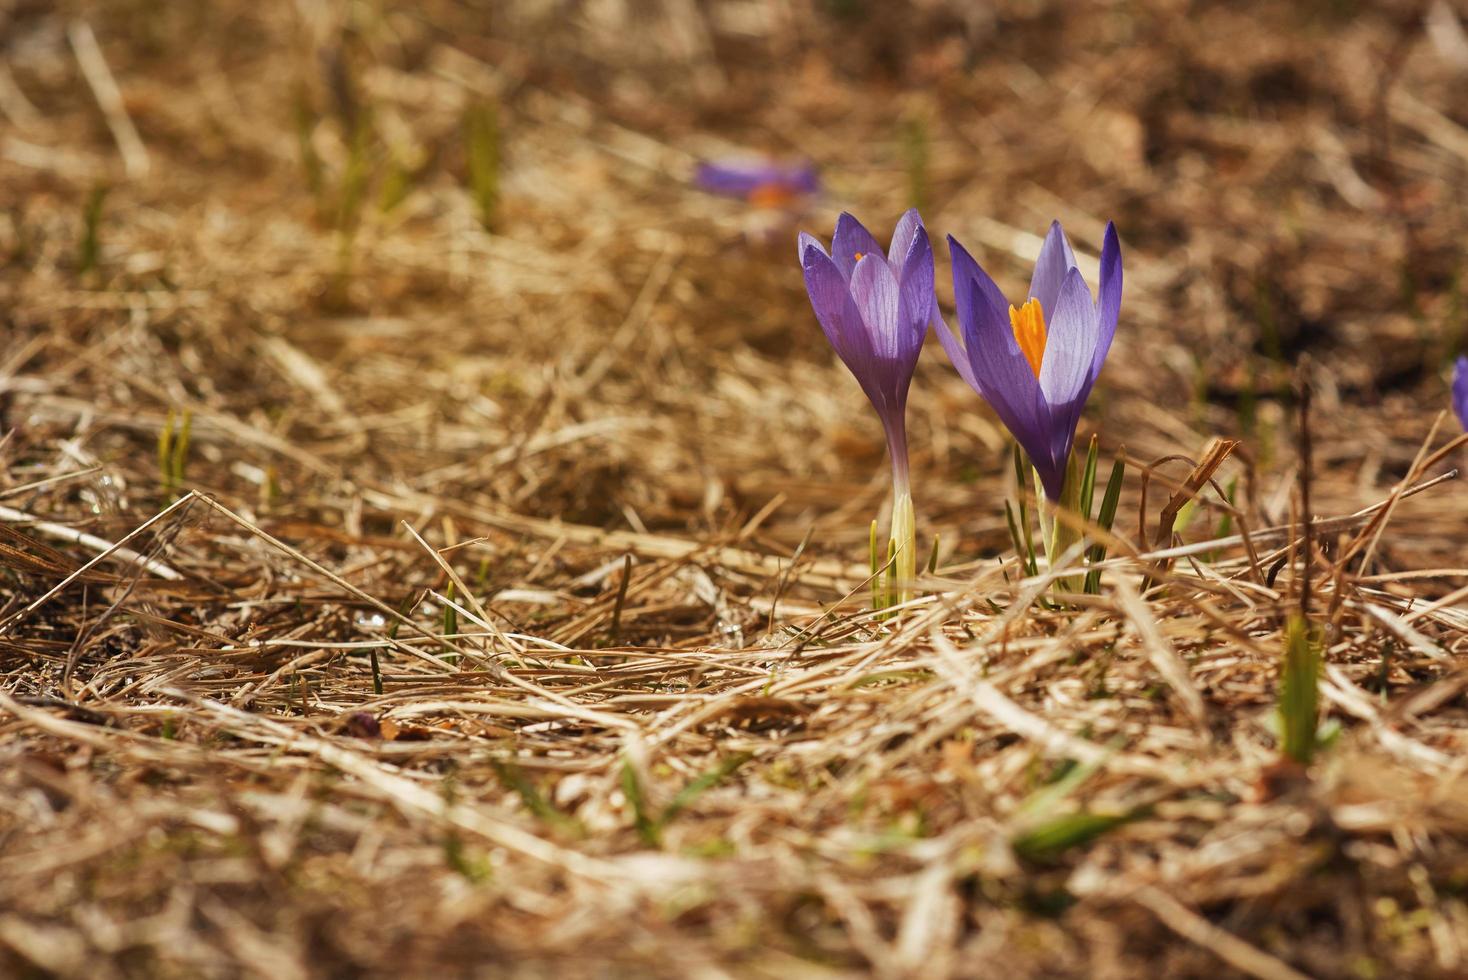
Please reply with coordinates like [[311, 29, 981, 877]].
[[3, 1, 1468, 977]]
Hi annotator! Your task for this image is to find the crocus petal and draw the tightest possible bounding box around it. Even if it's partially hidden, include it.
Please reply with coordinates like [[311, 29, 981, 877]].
[[934, 313, 981, 392], [1454, 355, 1468, 430], [802, 242, 873, 366], [897, 230, 934, 362], [1039, 267, 1102, 476], [950, 244, 1042, 424], [888, 208, 924, 268], [850, 254, 902, 361], [1039, 267, 1100, 409], [948, 240, 1052, 472], [1027, 220, 1079, 319], [832, 212, 884, 280], [1092, 222, 1123, 377], [948, 236, 1012, 348], [797, 230, 828, 263], [697, 159, 819, 198], [695, 161, 764, 196], [1027, 385, 1068, 501]]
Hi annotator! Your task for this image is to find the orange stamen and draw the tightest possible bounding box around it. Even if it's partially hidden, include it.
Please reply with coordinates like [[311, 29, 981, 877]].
[[1008, 298, 1047, 378], [747, 183, 796, 208], [853, 251, 866, 263]]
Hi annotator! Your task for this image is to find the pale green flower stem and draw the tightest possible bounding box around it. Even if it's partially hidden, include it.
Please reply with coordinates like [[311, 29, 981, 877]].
[[884, 420, 917, 609], [889, 482, 916, 606]]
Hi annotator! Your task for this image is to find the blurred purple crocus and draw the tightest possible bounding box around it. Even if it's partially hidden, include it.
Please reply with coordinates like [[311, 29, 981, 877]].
[[799, 209, 934, 599], [937, 220, 1123, 503], [1454, 356, 1468, 430], [697, 158, 819, 207]]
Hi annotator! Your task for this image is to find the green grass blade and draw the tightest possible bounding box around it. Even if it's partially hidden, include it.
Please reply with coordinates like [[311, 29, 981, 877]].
[[1206, 476, 1239, 563], [336, 113, 374, 234], [621, 761, 659, 846], [442, 581, 459, 665], [881, 537, 897, 620], [465, 101, 500, 231], [170, 409, 192, 493], [492, 760, 580, 835], [1012, 750, 1108, 826], [369, 644, 383, 696], [657, 752, 753, 832], [1083, 456, 1126, 594], [1013, 810, 1136, 864], [1012, 444, 1039, 577], [293, 87, 324, 204], [1080, 434, 1099, 521], [157, 409, 175, 495], [1004, 500, 1026, 574], [869, 519, 882, 613], [79, 184, 108, 274]]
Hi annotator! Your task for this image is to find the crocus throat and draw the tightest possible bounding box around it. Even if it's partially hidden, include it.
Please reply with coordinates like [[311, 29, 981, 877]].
[[1008, 298, 1047, 379]]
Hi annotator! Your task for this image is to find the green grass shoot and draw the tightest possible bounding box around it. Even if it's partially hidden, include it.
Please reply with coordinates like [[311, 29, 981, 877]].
[[1013, 810, 1138, 864], [78, 184, 109, 275], [1278, 613, 1324, 766], [1206, 476, 1238, 562], [157, 408, 192, 499], [492, 760, 582, 836], [1009, 743, 1137, 863], [1079, 434, 1100, 521], [901, 112, 929, 212], [1012, 444, 1040, 577], [1082, 455, 1125, 595], [620, 760, 659, 846], [622, 753, 753, 848], [465, 101, 501, 231], [442, 580, 459, 665]]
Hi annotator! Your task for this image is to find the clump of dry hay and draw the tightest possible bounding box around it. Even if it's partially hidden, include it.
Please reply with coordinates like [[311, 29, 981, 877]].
[[3, 1, 1468, 977]]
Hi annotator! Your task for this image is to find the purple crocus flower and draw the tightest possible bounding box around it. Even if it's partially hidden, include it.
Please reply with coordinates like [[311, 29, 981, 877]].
[[799, 210, 933, 488], [937, 220, 1123, 502], [696, 159, 819, 207], [799, 209, 934, 598], [1454, 355, 1468, 430]]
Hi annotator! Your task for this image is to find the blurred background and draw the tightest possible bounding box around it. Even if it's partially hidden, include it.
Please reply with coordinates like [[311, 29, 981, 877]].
[[2, 0, 1466, 552]]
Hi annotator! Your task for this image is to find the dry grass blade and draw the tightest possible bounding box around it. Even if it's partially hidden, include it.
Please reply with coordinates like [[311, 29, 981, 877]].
[[67, 20, 149, 179], [1133, 886, 1313, 980], [0, 492, 194, 633], [1114, 574, 1209, 733]]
